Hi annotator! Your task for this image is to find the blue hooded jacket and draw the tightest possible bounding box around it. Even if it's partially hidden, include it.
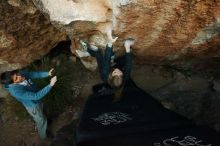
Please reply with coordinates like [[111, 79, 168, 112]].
[[4, 70, 52, 108]]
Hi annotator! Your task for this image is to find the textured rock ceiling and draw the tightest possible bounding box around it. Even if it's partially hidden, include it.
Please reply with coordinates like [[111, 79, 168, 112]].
[[0, 0, 67, 73], [33, 0, 220, 67], [1, 0, 220, 73]]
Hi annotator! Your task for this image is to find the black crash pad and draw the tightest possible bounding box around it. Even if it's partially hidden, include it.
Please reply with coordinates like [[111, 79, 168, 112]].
[[75, 80, 220, 146]]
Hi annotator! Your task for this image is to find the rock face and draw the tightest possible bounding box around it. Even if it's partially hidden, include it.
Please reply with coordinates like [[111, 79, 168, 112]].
[[0, 0, 67, 74], [1, 0, 220, 71], [32, 0, 220, 69]]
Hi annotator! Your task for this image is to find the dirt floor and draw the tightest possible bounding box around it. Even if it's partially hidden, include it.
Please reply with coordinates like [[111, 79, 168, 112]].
[[0, 46, 220, 146]]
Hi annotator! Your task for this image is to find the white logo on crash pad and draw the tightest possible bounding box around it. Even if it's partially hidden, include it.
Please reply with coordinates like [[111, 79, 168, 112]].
[[92, 112, 132, 125]]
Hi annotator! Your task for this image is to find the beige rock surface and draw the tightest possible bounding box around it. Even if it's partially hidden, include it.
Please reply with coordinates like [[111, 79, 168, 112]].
[[32, 0, 220, 67], [0, 0, 67, 73], [1, 0, 220, 72]]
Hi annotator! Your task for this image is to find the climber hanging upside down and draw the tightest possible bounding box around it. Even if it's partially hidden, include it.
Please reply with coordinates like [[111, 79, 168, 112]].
[[77, 29, 135, 101]]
